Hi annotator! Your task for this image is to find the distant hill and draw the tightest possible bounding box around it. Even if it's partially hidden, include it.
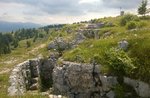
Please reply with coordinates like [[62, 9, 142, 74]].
[[0, 21, 41, 32]]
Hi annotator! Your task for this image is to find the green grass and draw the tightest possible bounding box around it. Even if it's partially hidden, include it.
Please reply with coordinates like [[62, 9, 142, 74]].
[[62, 17, 150, 83], [63, 38, 117, 63]]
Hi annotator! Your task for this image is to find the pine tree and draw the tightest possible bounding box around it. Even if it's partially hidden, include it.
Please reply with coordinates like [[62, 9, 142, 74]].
[[138, 0, 148, 16]]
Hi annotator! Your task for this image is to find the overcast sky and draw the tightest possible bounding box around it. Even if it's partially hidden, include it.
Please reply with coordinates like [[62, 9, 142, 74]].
[[0, 0, 149, 25]]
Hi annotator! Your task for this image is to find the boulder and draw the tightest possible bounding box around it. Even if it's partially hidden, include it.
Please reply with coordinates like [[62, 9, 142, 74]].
[[118, 40, 129, 50]]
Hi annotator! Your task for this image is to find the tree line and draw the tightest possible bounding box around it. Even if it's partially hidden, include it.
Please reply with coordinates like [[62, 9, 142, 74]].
[[0, 24, 65, 55]]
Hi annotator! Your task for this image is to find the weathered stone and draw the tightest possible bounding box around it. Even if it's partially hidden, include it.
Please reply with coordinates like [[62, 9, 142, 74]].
[[8, 57, 56, 96], [74, 32, 86, 44], [48, 37, 69, 50], [100, 76, 118, 91], [8, 61, 29, 96], [53, 61, 102, 98], [124, 77, 150, 97], [118, 40, 129, 50]]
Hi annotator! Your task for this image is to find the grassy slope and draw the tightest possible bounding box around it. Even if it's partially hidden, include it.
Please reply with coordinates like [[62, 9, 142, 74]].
[[62, 16, 150, 83], [0, 15, 150, 97]]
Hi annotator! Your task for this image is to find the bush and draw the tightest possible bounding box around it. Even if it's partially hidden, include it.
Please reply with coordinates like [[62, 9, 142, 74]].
[[120, 14, 139, 26], [104, 48, 135, 76], [126, 21, 137, 30]]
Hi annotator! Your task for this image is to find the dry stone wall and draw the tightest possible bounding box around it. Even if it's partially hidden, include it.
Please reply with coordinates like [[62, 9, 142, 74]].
[[8, 57, 55, 96], [8, 59, 150, 98]]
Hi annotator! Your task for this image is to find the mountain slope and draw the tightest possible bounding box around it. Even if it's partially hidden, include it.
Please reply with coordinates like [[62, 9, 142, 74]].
[[0, 21, 41, 32]]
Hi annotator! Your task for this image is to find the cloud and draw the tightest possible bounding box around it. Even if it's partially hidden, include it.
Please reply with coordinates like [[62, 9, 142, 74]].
[[0, 0, 144, 24], [101, 0, 142, 10]]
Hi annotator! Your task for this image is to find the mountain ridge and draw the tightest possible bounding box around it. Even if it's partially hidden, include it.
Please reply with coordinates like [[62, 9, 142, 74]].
[[0, 21, 41, 32]]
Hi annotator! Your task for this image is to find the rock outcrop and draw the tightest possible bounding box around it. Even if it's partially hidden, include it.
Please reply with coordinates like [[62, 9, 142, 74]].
[[53, 61, 117, 98], [48, 37, 69, 50], [48, 33, 86, 50], [70, 32, 86, 47], [53, 61, 150, 98]]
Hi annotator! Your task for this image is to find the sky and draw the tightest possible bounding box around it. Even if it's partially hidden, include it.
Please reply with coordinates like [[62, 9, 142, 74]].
[[0, 0, 149, 25]]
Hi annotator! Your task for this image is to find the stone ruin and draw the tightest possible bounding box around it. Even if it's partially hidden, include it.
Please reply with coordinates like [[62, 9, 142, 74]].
[[8, 59, 150, 98], [8, 57, 56, 96], [53, 61, 150, 98]]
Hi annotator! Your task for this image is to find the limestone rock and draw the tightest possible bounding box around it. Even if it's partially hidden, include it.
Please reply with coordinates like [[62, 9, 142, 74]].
[[53, 61, 102, 98], [100, 76, 118, 91], [124, 77, 150, 97], [118, 40, 129, 50], [48, 37, 69, 50], [73, 32, 86, 44], [8, 58, 55, 96], [8, 61, 30, 96]]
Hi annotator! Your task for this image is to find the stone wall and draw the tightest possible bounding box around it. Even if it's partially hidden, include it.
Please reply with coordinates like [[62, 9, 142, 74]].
[[8, 59, 150, 97], [8, 61, 30, 96], [8, 58, 41, 96], [8, 58, 55, 96], [53, 61, 150, 98]]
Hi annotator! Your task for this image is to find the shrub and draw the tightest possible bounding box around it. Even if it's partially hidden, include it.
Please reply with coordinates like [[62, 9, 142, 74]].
[[126, 21, 137, 30], [120, 14, 139, 26], [104, 48, 135, 76]]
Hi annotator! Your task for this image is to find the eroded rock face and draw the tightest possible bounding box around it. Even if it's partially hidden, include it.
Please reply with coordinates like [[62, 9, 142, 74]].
[[53, 61, 117, 98]]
